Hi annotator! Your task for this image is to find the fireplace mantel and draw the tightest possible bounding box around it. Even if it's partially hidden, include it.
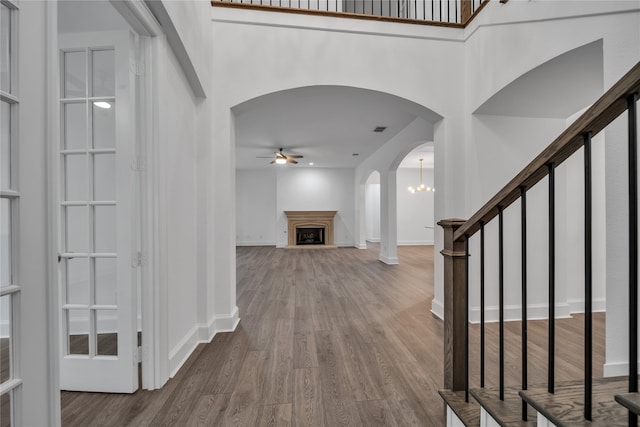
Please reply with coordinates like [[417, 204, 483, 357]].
[[284, 211, 337, 247]]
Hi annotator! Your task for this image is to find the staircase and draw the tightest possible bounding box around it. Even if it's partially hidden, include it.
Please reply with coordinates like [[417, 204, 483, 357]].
[[439, 61, 640, 427]]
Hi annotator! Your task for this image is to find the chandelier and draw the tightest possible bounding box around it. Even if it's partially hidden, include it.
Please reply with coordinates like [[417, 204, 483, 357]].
[[408, 158, 434, 193]]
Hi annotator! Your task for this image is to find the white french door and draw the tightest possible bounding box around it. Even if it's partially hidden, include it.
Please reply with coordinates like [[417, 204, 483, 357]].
[[58, 31, 138, 393]]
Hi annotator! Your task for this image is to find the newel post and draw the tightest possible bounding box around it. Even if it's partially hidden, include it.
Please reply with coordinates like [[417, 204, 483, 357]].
[[460, 0, 472, 24], [439, 219, 468, 391]]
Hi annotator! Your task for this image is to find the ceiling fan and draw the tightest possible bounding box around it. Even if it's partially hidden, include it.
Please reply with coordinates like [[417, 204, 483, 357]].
[[257, 148, 304, 164]]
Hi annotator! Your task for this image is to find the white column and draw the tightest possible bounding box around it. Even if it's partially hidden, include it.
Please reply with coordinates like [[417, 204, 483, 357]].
[[379, 170, 399, 264]]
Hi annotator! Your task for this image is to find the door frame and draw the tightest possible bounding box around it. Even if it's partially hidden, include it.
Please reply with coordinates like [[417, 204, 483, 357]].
[[47, 0, 168, 392]]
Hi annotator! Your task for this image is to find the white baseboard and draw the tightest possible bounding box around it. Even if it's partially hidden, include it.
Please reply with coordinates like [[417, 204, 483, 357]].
[[169, 324, 199, 378], [431, 298, 444, 320], [567, 298, 606, 313], [469, 302, 572, 324], [366, 238, 380, 243], [236, 241, 276, 247], [276, 243, 286, 248], [170, 307, 240, 378], [356, 243, 367, 249], [379, 254, 399, 265], [397, 240, 434, 246], [603, 360, 640, 377], [216, 306, 240, 332]]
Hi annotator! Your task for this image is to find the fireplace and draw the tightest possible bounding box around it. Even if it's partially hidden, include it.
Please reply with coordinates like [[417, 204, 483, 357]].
[[296, 227, 325, 245], [284, 211, 337, 247]]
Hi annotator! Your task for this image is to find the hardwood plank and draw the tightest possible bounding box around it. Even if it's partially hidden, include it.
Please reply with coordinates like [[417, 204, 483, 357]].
[[60, 245, 608, 427], [256, 403, 292, 427], [355, 399, 401, 426], [293, 368, 325, 427], [186, 393, 231, 427]]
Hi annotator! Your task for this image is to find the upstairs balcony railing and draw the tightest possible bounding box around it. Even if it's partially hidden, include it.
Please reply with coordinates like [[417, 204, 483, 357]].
[[440, 61, 640, 425], [212, 0, 488, 27]]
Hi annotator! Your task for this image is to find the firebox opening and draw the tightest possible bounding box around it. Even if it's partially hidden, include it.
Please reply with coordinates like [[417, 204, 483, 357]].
[[296, 227, 325, 245]]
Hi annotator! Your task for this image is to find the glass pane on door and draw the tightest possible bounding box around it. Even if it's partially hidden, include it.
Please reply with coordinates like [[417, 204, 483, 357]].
[[92, 101, 115, 149], [1, 101, 10, 189], [64, 103, 86, 150], [0, 294, 11, 383], [0, 4, 10, 93], [64, 51, 85, 98], [0, 199, 11, 287], [92, 50, 115, 97], [66, 257, 89, 305]]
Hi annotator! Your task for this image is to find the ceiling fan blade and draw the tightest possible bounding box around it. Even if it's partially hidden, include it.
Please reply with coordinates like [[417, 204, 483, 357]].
[[288, 159, 298, 164], [275, 152, 287, 158], [288, 155, 304, 158], [270, 160, 276, 164]]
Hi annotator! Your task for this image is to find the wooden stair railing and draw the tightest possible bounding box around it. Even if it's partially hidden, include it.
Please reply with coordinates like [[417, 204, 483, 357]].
[[440, 60, 640, 426]]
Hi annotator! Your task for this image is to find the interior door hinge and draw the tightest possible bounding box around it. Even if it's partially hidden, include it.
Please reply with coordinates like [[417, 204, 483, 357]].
[[135, 346, 143, 364], [131, 158, 146, 171], [132, 251, 143, 268], [130, 60, 144, 76]]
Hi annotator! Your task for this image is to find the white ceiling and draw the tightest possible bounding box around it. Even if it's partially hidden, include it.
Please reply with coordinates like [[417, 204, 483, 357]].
[[474, 40, 603, 118], [234, 86, 439, 169]]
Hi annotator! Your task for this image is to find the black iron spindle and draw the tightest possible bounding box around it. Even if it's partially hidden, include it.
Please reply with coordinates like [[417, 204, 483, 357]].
[[455, 0, 457, 23], [628, 93, 638, 425], [431, 0, 433, 21], [465, 235, 470, 402], [423, 0, 425, 20], [583, 131, 593, 421], [439, 0, 441, 21], [480, 222, 485, 388], [499, 206, 505, 401], [521, 186, 528, 421], [548, 162, 556, 394]]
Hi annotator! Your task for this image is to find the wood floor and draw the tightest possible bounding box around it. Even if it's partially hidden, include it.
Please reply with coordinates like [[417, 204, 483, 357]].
[[61, 244, 605, 426]]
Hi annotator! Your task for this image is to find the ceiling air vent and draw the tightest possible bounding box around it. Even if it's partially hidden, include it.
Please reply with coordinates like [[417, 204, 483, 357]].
[[373, 126, 387, 133]]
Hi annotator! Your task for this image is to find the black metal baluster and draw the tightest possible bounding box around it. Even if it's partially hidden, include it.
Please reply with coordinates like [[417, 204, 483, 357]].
[[465, 235, 470, 402], [455, 0, 457, 23], [628, 92, 638, 427], [480, 222, 485, 388], [431, 0, 433, 20], [423, 0, 425, 20], [521, 186, 528, 421], [439, 0, 441, 21], [548, 162, 556, 394], [584, 131, 593, 421], [499, 206, 505, 401]]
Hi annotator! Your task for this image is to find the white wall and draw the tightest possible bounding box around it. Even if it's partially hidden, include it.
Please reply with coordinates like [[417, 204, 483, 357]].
[[276, 168, 355, 247], [396, 167, 435, 245], [159, 40, 200, 376], [459, 4, 640, 375], [236, 169, 277, 245]]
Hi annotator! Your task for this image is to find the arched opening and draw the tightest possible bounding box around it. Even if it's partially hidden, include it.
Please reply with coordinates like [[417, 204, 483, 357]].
[[232, 85, 443, 258], [396, 142, 435, 247]]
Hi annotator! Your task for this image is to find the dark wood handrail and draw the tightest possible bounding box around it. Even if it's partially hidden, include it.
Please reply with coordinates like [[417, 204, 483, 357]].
[[454, 61, 640, 242], [211, 0, 489, 28]]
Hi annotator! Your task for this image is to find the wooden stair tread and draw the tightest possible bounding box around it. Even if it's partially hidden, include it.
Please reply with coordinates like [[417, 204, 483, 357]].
[[519, 376, 634, 426], [439, 389, 480, 427], [614, 392, 640, 416], [470, 387, 537, 427]]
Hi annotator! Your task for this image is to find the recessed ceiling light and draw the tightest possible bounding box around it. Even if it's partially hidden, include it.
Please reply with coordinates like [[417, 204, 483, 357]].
[[93, 101, 111, 109], [309, 162, 314, 166], [373, 126, 387, 132]]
